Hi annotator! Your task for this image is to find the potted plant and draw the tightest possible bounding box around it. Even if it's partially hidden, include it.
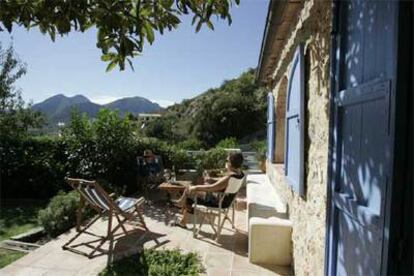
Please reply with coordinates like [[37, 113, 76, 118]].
[[256, 151, 266, 173], [251, 140, 267, 173]]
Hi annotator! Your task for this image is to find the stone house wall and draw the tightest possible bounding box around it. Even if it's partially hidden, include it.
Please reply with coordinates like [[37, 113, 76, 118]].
[[266, 1, 332, 275]]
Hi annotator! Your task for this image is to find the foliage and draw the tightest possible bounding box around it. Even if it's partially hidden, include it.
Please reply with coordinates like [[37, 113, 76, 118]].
[[250, 139, 266, 161], [143, 116, 176, 141], [0, 44, 44, 140], [38, 191, 94, 237], [195, 148, 227, 172], [0, 0, 238, 71], [100, 249, 204, 276], [0, 136, 67, 199], [146, 69, 267, 146], [0, 249, 25, 269], [176, 138, 204, 150], [63, 109, 136, 194], [215, 137, 238, 149], [192, 70, 267, 146], [0, 200, 46, 241]]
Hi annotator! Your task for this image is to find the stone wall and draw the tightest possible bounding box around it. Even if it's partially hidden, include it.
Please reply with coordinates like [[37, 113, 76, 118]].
[[266, 0, 332, 275]]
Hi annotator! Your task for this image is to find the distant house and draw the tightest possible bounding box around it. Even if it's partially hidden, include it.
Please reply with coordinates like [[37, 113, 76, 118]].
[[256, 1, 412, 275], [137, 113, 162, 129], [137, 113, 162, 120]]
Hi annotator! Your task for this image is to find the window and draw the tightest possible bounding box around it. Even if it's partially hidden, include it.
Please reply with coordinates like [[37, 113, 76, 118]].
[[284, 44, 305, 196]]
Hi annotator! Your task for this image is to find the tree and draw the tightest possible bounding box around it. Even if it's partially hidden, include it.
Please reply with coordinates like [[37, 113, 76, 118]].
[[0, 44, 44, 139], [191, 69, 267, 146], [144, 116, 175, 141], [0, 0, 239, 71]]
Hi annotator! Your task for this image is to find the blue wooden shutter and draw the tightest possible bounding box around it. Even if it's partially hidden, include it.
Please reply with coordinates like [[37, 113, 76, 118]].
[[284, 44, 305, 196], [267, 93, 275, 161]]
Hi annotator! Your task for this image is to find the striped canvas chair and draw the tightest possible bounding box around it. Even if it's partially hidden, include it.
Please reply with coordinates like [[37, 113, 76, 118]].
[[62, 178, 149, 260]]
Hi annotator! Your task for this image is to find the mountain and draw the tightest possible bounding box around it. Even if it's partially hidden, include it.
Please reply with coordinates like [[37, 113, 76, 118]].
[[32, 94, 162, 126], [104, 96, 161, 116], [32, 94, 90, 118]]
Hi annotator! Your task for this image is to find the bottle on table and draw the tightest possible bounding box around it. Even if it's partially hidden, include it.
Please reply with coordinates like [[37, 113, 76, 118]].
[[171, 165, 176, 183]]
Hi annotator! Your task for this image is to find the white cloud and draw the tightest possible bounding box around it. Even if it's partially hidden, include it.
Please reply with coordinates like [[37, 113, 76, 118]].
[[89, 95, 175, 108], [90, 95, 122, 105], [151, 99, 175, 108]]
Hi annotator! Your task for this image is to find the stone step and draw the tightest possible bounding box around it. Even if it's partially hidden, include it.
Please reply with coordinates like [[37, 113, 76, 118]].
[[0, 240, 40, 253]]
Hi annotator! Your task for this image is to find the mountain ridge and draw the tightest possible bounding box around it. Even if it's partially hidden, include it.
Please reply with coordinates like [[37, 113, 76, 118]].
[[32, 94, 162, 125]]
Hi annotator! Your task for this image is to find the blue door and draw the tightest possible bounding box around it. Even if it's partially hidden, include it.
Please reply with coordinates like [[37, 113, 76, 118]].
[[327, 1, 397, 275]]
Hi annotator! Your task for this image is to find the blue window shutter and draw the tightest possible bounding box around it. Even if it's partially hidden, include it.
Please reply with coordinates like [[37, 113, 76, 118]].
[[284, 44, 305, 196], [267, 93, 275, 162]]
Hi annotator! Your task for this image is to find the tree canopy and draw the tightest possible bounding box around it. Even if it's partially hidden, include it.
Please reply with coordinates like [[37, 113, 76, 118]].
[[145, 69, 267, 146], [0, 44, 44, 139], [0, 0, 239, 71]]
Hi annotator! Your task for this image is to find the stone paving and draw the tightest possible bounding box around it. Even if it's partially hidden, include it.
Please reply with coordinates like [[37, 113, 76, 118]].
[[0, 176, 292, 276]]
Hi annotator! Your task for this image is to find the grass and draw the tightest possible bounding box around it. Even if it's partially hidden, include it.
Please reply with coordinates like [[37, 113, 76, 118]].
[[0, 249, 26, 269], [0, 199, 46, 268], [100, 249, 204, 276], [0, 199, 45, 241]]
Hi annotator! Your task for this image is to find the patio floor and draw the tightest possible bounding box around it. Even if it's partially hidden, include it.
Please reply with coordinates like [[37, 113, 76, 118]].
[[0, 178, 292, 276]]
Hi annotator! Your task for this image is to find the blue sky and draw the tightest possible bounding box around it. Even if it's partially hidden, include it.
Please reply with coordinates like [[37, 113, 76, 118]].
[[0, 0, 268, 107]]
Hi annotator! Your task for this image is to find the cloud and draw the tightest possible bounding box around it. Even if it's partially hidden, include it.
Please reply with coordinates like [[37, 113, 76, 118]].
[[151, 99, 175, 108], [89, 95, 122, 105], [89, 95, 175, 108]]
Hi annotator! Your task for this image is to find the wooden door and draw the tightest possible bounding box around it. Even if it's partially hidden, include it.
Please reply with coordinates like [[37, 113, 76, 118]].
[[326, 1, 398, 275]]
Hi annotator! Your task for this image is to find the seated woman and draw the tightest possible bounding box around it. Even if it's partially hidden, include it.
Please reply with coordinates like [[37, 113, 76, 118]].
[[173, 152, 244, 228]]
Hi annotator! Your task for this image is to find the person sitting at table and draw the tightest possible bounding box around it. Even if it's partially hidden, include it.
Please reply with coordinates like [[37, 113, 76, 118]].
[[137, 149, 163, 192], [173, 152, 244, 228]]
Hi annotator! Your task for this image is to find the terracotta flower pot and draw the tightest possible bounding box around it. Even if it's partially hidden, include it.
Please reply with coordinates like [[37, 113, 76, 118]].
[[259, 159, 266, 173]]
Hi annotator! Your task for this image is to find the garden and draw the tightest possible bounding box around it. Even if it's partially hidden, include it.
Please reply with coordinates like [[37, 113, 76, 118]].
[[0, 107, 245, 270], [0, 35, 265, 273]]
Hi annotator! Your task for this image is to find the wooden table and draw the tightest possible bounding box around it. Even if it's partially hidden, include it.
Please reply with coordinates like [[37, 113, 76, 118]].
[[158, 180, 192, 193]]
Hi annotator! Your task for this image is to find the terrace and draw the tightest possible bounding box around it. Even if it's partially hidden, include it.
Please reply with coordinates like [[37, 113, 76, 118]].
[[0, 152, 292, 276]]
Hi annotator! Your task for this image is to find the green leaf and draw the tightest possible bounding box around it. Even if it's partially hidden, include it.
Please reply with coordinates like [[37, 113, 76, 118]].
[[101, 53, 116, 62], [191, 15, 198, 26], [106, 60, 117, 72], [195, 20, 203, 33], [144, 21, 154, 44], [48, 29, 56, 42], [206, 21, 214, 30], [127, 58, 134, 71]]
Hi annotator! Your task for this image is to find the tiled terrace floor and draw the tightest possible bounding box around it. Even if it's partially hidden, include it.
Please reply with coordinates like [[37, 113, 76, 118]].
[[0, 187, 292, 275]]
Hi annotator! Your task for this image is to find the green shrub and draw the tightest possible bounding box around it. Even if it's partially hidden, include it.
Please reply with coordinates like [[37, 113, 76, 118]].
[[100, 249, 204, 276], [38, 191, 93, 237], [63, 109, 137, 195], [215, 137, 239, 149], [175, 139, 204, 150], [0, 136, 67, 199], [194, 148, 227, 173], [250, 139, 266, 161]]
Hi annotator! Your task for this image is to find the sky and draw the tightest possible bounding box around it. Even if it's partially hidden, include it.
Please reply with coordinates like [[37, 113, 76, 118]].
[[0, 0, 268, 107]]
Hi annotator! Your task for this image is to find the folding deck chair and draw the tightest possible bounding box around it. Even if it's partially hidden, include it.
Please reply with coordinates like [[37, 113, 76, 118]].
[[62, 178, 149, 260], [193, 175, 246, 241]]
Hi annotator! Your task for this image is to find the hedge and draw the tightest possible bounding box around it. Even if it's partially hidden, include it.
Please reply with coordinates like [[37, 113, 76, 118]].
[[1, 110, 232, 200]]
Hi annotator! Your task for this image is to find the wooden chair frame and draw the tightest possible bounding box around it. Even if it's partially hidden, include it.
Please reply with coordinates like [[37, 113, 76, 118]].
[[62, 178, 149, 262], [193, 176, 246, 242]]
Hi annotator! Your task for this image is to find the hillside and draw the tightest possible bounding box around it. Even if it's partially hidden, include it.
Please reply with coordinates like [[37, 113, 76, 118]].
[[32, 94, 162, 126], [143, 69, 267, 146]]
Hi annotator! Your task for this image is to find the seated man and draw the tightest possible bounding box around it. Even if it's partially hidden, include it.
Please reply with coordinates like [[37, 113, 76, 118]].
[[173, 152, 244, 228], [137, 149, 163, 192]]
